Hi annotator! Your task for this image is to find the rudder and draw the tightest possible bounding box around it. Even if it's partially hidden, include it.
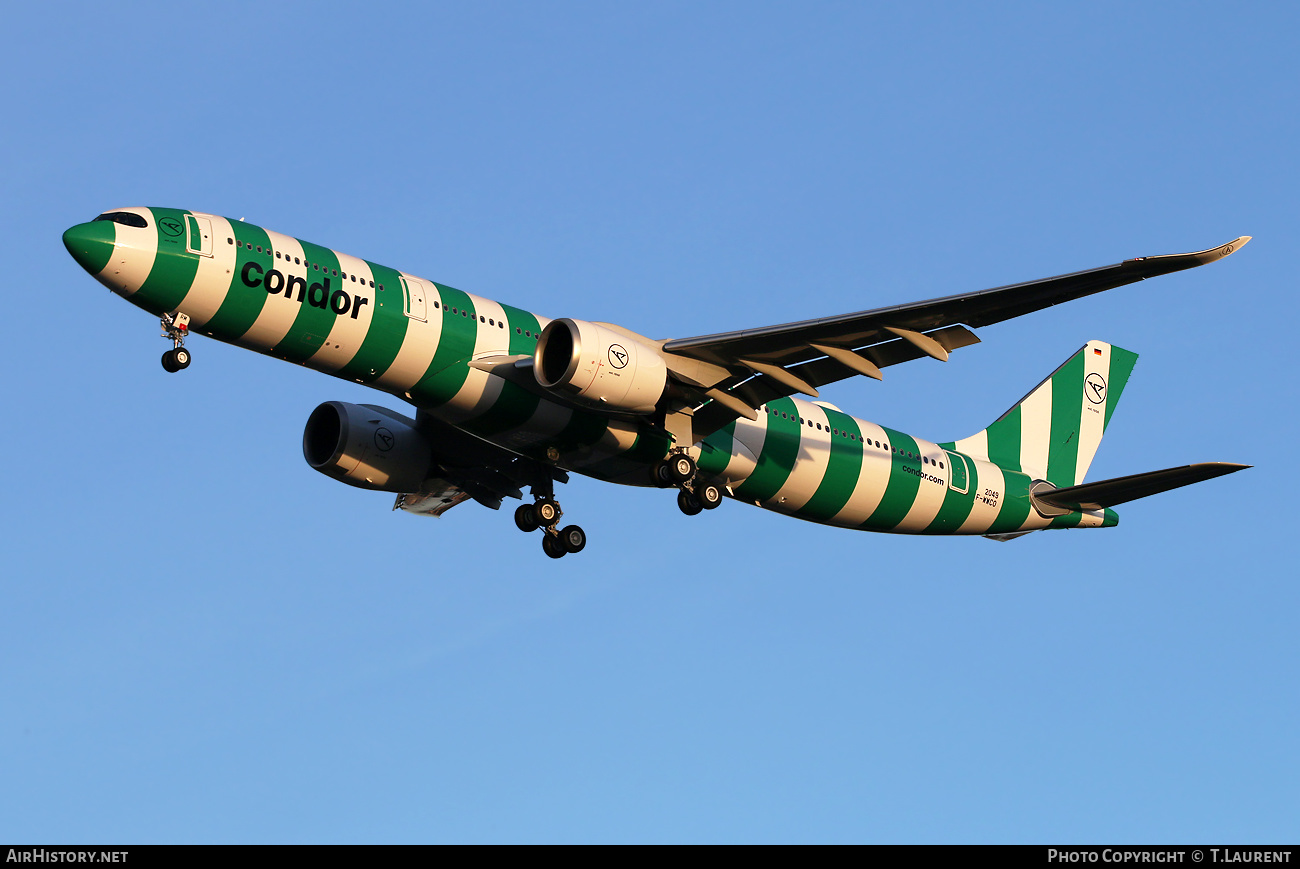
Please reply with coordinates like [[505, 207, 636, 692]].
[[950, 341, 1138, 487]]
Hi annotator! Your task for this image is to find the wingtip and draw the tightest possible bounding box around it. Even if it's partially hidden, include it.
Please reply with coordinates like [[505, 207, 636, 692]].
[[1136, 236, 1252, 267], [1190, 462, 1252, 477], [1195, 236, 1250, 264]]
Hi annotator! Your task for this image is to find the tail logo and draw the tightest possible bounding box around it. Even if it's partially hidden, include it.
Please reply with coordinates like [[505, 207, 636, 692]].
[[1085, 372, 1107, 404]]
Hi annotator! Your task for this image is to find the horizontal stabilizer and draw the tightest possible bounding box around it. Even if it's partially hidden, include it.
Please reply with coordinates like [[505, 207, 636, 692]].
[[1032, 462, 1249, 512]]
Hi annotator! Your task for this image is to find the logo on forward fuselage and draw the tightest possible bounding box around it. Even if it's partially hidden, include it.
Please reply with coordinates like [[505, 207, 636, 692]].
[[240, 261, 370, 320]]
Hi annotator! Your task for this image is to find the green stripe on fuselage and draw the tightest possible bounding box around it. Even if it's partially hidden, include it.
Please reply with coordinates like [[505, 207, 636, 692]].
[[697, 421, 737, 478], [335, 261, 410, 383], [798, 410, 863, 522], [411, 283, 477, 407], [273, 240, 342, 364], [204, 221, 272, 342], [734, 398, 801, 503], [78, 220, 117, 275], [989, 469, 1033, 533], [502, 303, 541, 357], [923, 450, 978, 533], [461, 303, 546, 436], [133, 208, 201, 316], [862, 428, 923, 530]]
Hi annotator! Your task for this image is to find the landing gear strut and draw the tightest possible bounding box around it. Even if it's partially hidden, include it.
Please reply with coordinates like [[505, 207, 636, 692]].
[[160, 312, 191, 373], [655, 451, 724, 516], [513, 477, 586, 559]]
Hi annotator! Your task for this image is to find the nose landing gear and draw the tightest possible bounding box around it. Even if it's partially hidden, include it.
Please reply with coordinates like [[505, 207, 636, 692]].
[[513, 480, 587, 559], [655, 451, 724, 516], [160, 312, 192, 373]]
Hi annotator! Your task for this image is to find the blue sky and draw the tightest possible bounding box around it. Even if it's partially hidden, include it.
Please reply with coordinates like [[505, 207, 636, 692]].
[[2, 0, 1296, 843]]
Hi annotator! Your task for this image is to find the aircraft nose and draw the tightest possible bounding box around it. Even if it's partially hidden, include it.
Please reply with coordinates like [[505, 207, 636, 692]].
[[62, 221, 116, 275]]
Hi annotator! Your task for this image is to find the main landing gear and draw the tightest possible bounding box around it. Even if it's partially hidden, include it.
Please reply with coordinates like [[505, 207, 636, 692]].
[[654, 452, 724, 517], [160, 312, 192, 373], [513, 479, 587, 559]]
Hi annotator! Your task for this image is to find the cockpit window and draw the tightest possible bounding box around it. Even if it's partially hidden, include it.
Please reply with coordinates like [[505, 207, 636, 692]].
[[93, 211, 148, 228]]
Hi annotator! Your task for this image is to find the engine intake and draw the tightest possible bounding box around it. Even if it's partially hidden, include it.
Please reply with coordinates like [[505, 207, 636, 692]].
[[303, 401, 431, 492], [534, 319, 668, 414]]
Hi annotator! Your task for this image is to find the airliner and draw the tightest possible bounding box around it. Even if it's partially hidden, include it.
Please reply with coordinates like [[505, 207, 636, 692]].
[[63, 208, 1249, 557]]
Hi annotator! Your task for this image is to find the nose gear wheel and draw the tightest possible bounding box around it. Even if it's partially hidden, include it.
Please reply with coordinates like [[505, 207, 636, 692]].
[[159, 312, 192, 373]]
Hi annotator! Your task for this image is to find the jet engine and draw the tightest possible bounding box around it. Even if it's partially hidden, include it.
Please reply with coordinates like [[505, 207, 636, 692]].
[[534, 319, 668, 414], [303, 401, 431, 492]]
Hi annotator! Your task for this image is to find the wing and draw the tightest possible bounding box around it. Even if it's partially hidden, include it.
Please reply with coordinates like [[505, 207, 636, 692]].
[[394, 410, 567, 516], [663, 237, 1249, 436]]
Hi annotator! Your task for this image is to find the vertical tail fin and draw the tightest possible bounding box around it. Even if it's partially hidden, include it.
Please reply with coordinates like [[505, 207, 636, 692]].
[[951, 341, 1138, 487]]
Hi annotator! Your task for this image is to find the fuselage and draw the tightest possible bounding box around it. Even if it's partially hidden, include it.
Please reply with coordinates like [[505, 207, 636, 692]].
[[63, 206, 1112, 536]]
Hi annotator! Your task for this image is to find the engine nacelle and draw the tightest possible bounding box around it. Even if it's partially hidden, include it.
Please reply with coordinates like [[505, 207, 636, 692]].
[[302, 401, 431, 492], [534, 319, 668, 414]]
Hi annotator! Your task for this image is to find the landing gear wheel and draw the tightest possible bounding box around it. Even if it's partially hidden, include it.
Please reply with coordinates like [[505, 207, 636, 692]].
[[653, 462, 676, 488], [558, 525, 587, 554], [514, 503, 540, 533], [668, 454, 696, 485], [534, 498, 560, 525], [697, 483, 723, 510], [173, 347, 191, 369], [161, 350, 179, 373], [541, 534, 567, 559], [677, 489, 703, 516]]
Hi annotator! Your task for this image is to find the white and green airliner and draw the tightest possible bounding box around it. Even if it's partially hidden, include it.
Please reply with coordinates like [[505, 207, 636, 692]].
[[63, 208, 1249, 557]]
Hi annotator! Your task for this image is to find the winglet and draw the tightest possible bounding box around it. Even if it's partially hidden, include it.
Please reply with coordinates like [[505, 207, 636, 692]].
[[1190, 236, 1251, 265], [1128, 236, 1251, 267]]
